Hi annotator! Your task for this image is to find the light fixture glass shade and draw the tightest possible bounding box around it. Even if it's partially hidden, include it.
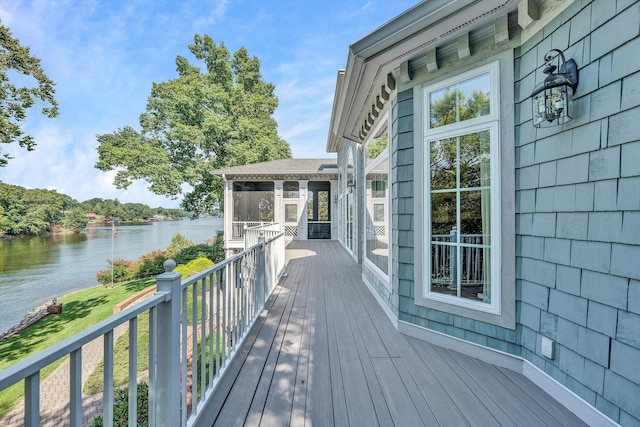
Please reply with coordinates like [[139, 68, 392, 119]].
[[530, 50, 579, 128], [532, 84, 574, 127]]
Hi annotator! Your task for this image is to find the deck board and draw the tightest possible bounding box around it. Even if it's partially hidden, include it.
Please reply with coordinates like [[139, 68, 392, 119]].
[[208, 240, 587, 426]]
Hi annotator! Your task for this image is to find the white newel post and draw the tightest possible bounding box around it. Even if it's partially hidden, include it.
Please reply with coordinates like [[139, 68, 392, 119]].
[[257, 235, 267, 305], [155, 260, 182, 426]]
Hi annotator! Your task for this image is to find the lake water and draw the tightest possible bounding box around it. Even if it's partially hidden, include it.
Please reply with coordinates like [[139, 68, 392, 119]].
[[0, 218, 223, 333]]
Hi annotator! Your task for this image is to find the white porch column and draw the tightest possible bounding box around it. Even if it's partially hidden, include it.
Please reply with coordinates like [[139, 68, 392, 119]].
[[331, 179, 338, 240], [299, 180, 309, 240], [224, 179, 233, 256], [274, 180, 283, 226]]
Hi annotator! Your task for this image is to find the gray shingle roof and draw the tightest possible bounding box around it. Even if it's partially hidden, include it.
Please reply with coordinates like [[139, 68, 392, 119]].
[[212, 158, 338, 177]]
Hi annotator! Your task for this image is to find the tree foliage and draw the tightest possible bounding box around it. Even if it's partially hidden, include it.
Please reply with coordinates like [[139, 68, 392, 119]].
[[61, 207, 88, 233], [0, 24, 59, 166], [0, 182, 75, 235], [166, 233, 194, 258], [96, 35, 291, 215], [0, 181, 183, 236]]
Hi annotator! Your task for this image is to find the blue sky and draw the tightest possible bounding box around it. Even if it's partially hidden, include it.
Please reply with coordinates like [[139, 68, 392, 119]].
[[0, 0, 418, 208]]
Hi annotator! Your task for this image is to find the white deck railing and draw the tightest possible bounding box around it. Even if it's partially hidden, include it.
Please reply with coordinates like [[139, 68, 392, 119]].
[[244, 222, 281, 249], [432, 228, 486, 287], [0, 232, 286, 427], [231, 221, 277, 240]]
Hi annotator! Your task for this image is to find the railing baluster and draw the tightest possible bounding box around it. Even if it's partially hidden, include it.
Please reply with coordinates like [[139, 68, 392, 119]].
[[128, 317, 138, 427], [70, 349, 82, 427], [209, 273, 215, 386], [104, 330, 114, 427], [191, 282, 198, 417], [148, 307, 157, 427], [200, 277, 207, 405], [24, 371, 40, 427], [216, 270, 222, 377], [223, 263, 228, 367], [181, 287, 188, 426]]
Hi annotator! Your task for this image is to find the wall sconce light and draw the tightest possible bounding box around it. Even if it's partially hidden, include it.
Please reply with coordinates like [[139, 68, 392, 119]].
[[347, 179, 356, 193], [530, 49, 579, 127]]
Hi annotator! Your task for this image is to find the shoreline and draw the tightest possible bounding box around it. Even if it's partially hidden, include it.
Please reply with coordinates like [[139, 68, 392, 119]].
[[0, 298, 59, 341]]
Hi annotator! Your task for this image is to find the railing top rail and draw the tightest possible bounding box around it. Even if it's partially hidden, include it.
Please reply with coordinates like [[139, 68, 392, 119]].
[[181, 231, 285, 289], [0, 292, 165, 390]]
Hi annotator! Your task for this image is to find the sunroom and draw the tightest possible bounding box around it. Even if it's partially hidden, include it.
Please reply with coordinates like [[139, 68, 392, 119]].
[[212, 158, 338, 254]]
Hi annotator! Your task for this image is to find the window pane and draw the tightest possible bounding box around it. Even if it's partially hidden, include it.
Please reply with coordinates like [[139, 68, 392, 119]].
[[431, 192, 456, 236], [366, 125, 389, 163], [460, 246, 490, 303], [460, 190, 490, 245], [429, 72, 490, 129], [285, 204, 297, 222], [307, 191, 313, 221], [431, 243, 454, 290], [372, 180, 386, 198], [283, 181, 299, 198], [318, 191, 329, 221], [430, 138, 456, 190], [374, 204, 385, 222], [366, 158, 389, 274], [460, 130, 490, 189]]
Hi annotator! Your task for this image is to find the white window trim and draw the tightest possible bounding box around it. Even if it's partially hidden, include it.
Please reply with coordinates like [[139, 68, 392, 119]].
[[364, 114, 392, 289], [414, 54, 516, 329]]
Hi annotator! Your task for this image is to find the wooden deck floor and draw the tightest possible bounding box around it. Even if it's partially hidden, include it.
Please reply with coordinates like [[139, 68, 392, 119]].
[[206, 240, 586, 426]]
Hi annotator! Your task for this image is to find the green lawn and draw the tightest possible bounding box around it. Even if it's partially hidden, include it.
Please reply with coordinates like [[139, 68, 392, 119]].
[[0, 278, 155, 419]]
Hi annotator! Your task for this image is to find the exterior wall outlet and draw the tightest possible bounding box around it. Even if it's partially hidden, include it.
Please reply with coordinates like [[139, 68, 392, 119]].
[[541, 336, 555, 359]]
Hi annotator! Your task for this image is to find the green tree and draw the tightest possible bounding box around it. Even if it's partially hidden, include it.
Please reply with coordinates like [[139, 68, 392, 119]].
[[62, 207, 88, 233], [0, 24, 59, 166], [95, 34, 291, 215], [166, 233, 194, 258]]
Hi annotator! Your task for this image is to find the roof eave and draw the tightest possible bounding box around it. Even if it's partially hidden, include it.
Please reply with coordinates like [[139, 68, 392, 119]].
[[326, 0, 520, 150]]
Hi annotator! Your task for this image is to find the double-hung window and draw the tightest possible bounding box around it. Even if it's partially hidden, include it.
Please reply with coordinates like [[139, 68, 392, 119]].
[[422, 62, 501, 314]]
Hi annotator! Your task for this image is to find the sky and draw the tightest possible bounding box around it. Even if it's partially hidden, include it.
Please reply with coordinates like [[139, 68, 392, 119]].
[[0, 0, 419, 208]]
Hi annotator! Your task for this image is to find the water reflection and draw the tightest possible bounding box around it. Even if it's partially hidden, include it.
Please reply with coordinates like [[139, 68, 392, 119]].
[[0, 218, 223, 332]]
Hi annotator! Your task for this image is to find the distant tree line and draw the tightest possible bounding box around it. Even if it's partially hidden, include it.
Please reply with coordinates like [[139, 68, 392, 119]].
[[0, 182, 185, 236]]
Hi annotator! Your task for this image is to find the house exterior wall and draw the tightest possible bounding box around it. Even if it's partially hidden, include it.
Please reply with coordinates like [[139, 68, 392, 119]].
[[333, 0, 640, 423], [380, 0, 640, 423], [514, 1, 640, 424]]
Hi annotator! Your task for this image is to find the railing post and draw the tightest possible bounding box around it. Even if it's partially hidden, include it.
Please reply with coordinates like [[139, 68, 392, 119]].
[[155, 260, 182, 426], [257, 235, 266, 305], [448, 227, 458, 291]]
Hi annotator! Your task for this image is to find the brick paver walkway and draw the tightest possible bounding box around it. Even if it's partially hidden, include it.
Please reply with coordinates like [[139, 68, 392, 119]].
[[1, 323, 128, 426]]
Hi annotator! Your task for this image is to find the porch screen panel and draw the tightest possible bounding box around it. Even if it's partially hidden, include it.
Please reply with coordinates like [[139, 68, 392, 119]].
[[429, 130, 491, 303], [232, 182, 275, 222]]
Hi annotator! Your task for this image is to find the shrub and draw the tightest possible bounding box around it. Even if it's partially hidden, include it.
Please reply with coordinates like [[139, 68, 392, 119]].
[[96, 258, 135, 286], [174, 264, 192, 280], [185, 257, 214, 273], [89, 382, 149, 427], [174, 237, 224, 266], [134, 250, 167, 278]]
